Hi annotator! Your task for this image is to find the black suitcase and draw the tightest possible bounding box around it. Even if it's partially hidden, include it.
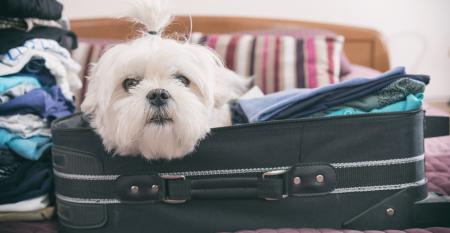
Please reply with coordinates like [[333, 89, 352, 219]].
[[51, 110, 450, 233]]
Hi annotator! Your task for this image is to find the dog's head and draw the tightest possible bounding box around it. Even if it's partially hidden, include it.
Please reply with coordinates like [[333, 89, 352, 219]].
[[81, 0, 232, 160]]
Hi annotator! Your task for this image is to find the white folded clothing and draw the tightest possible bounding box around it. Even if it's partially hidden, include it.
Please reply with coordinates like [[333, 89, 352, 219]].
[[0, 50, 81, 100], [0, 195, 49, 212], [0, 38, 82, 100], [239, 86, 265, 100], [0, 114, 51, 138]]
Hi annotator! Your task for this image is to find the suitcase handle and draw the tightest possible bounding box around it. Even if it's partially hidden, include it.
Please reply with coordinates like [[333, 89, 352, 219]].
[[113, 163, 337, 202], [185, 163, 337, 201]]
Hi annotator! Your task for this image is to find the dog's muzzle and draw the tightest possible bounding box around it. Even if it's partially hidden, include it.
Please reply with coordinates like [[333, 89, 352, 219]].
[[147, 88, 171, 107]]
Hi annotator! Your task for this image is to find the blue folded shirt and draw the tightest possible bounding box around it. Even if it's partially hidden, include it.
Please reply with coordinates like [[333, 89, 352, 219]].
[[20, 58, 57, 87], [239, 67, 429, 122], [0, 128, 51, 160], [0, 85, 74, 121], [0, 74, 41, 92]]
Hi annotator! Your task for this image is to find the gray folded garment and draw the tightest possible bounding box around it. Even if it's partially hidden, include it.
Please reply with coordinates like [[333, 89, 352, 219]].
[[0, 17, 65, 31], [0, 114, 51, 138], [308, 78, 426, 118], [342, 78, 426, 111], [0, 17, 28, 31]]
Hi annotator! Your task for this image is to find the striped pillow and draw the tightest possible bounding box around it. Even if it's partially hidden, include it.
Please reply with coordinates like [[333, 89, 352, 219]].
[[191, 33, 344, 93]]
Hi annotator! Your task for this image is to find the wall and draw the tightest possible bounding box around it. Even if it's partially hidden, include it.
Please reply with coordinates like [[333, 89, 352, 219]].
[[60, 0, 450, 100]]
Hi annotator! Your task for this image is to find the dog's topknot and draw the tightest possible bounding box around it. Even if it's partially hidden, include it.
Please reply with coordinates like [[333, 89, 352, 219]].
[[124, 0, 172, 35]]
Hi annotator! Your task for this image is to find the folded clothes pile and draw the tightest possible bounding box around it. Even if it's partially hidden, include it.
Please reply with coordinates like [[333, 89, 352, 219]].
[[232, 67, 429, 124], [0, 0, 79, 222], [0, 0, 76, 53]]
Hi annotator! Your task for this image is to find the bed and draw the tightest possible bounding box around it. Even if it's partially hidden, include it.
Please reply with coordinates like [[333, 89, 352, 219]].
[[69, 16, 450, 232], [1, 16, 448, 233]]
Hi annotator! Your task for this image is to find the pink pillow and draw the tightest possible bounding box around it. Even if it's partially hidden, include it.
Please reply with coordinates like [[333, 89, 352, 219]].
[[191, 32, 344, 93], [340, 64, 381, 81]]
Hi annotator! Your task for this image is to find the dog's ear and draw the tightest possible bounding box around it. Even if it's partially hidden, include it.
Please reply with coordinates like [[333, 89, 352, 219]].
[[213, 68, 254, 108], [122, 0, 172, 36]]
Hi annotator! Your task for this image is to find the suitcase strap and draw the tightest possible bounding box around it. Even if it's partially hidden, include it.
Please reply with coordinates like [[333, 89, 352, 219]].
[[425, 116, 449, 138], [163, 159, 424, 202], [54, 154, 426, 204]]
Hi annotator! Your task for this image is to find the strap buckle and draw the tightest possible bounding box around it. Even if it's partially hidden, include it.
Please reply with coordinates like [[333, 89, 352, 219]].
[[261, 169, 288, 200], [160, 174, 187, 204]]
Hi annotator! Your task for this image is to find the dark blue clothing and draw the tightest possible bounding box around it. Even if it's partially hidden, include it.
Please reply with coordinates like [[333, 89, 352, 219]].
[[21, 58, 57, 87], [0, 149, 24, 181], [0, 162, 52, 204], [239, 67, 429, 122], [0, 86, 74, 121], [0, 161, 33, 189]]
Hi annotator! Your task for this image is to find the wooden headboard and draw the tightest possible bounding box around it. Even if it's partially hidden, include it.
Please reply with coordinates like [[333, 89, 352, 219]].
[[71, 16, 390, 72]]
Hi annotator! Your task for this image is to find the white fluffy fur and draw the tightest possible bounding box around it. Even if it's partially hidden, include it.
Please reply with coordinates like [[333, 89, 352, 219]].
[[81, 0, 251, 160], [122, 0, 172, 34]]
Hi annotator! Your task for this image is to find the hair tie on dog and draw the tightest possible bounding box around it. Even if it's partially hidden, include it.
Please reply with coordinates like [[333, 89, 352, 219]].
[[148, 31, 158, 35]]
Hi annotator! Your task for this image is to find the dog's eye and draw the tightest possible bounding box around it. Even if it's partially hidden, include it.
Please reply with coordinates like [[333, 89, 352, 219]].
[[175, 74, 190, 87], [122, 78, 140, 90]]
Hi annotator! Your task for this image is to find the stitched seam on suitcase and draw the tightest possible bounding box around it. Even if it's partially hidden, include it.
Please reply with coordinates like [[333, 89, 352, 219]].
[[332, 178, 427, 193], [54, 178, 427, 204], [53, 154, 424, 179], [56, 194, 121, 204], [332, 154, 423, 168]]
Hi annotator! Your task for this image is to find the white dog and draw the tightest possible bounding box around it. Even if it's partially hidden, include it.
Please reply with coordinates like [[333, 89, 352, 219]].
[[81, 0, 251, 160]]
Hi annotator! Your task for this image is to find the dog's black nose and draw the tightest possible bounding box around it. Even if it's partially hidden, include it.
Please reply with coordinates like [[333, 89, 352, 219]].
[[147, 88, 171, 106]]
